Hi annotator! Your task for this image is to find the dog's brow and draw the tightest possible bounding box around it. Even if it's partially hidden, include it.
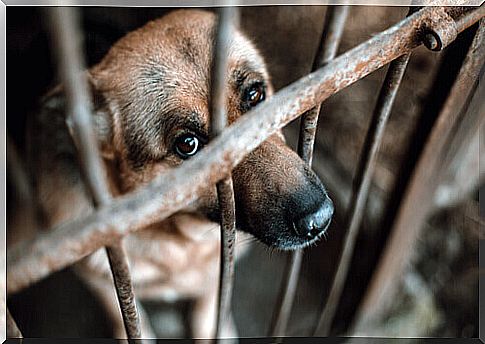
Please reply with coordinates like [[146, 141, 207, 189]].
[[165, 111, 208, 138], [233, 68, 265, 87], [232, 56, 266, 79]]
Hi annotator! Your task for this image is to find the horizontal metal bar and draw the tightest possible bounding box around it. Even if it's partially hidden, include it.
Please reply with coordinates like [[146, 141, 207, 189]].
[[47, 7, 142, 339], [454, 5, 485, 33], [7, 6, 481, 296], [270, 5, 350, 339], [350, 18, 485, 335]]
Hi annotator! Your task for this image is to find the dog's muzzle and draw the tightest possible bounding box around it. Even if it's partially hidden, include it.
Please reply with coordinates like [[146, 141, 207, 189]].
[[293, 194, 334, 239]]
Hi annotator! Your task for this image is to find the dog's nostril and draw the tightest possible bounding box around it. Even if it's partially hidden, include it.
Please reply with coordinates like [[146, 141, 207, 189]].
[[294, 196, 334, 239]]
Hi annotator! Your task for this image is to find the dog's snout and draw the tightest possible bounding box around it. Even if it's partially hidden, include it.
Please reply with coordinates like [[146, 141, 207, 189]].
[[293, 194, 334, 239], [233, 136, 335, 249]]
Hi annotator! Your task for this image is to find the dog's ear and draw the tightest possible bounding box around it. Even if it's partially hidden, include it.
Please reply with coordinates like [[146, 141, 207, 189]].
[[86, 72, 116, 160], [39, 73, 115, 160]]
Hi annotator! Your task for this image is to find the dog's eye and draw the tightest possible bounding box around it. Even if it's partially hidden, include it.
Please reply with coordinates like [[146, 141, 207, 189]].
[[244, 83, 265, 108], [174, 134, 200, 159]]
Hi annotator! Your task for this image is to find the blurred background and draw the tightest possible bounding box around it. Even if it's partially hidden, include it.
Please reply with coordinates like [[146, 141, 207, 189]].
[[6, 6, 482, 339]]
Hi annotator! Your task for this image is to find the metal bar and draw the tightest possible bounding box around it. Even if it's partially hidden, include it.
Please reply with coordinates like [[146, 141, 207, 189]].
[[270, 6, 349, 339], [210, 6, 239, 138], [6, 307, 22, 338], [454, 5, 485, 33], [434, 78, 484, 208], [209, 6, 239, 341], [298, 6, 350, 165], [350, 19, 485, 335], [214, 177, 237, 339], [312, 8, 419, 336], [47, 8, 142, 339], [314, 52, 411, 337], [7, 6, 481, 297]]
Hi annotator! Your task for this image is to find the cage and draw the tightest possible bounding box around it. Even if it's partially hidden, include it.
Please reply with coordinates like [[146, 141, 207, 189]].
[[4, 3, 483, 341]]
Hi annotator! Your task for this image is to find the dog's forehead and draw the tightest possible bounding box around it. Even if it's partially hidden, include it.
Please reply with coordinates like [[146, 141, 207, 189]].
[[92, 10, 267, 97]]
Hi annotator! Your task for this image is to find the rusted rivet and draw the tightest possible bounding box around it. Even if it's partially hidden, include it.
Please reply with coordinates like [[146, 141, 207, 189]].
[[424, 32, 440, 51], [421, 9, 458, 52]]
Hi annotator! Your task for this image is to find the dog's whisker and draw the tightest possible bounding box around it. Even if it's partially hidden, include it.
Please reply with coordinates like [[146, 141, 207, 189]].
[[237, 237, 259, 247], [199, 224, 222, 238], [238, 236, 257, 243]]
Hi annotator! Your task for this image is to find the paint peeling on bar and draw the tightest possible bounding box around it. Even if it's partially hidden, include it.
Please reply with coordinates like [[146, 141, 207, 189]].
[[7, 6, 483, 297]]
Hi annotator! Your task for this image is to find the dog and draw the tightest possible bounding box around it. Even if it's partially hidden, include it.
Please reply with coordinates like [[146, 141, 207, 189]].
[[27, 9, 334, 339]]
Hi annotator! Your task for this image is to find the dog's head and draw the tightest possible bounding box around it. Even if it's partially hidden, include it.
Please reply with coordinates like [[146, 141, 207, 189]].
[[87, 9, 333, 250]]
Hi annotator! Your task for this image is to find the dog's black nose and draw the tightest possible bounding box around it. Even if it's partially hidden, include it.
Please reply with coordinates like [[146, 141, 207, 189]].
[[294, 195, 334, 239]]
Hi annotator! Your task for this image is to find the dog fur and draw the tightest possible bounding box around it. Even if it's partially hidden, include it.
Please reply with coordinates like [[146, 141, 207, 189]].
[[27, 9, 333, 339]]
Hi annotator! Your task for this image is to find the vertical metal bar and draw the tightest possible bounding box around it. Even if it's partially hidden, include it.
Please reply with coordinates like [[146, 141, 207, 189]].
[[210, 5, 239, 341], [314, 53, 411, 336], [269, 6, 349, 339], [314, 8, 422, 336], [297, 6, 350, 165], [6, 307, 22, 338], [47, 8, 142, 339], [214, 177, 237, 340], [434, 79, 484, 208], [350, 19, 485, 335]]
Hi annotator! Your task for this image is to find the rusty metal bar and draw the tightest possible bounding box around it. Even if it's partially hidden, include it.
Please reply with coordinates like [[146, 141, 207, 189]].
[[214, 178, 237, 339], [314, 52, 411, 338], [210, 6, 239, 341], [6, 307, 22, 338], [454, 5, 485, 33], [211, 6, 239, 137], [269, 6, 349, 339], [47, 8, 142, 339], [313, 8, 417, 336], [7, 6, 481, 297], [297, 6, 350, 164], [350, 18, 485, 336]]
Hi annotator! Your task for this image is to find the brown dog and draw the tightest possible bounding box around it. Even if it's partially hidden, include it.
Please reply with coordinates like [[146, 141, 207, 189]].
[[27, 9, 334, 339]]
